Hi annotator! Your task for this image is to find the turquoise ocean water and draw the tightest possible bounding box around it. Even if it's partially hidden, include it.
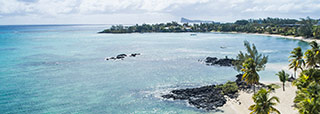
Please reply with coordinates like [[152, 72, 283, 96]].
[[0, 25, 310, 113]]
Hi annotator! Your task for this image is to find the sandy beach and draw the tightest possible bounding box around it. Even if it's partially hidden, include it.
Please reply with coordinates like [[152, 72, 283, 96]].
[[224, 32, 320, 44], [214, 32, 308, 114], [218, 81, 298, 114], [252, 33, 320, 44]]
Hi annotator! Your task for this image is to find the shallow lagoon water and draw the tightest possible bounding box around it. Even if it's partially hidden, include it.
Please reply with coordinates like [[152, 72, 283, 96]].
[[0, 25, 310, 113]]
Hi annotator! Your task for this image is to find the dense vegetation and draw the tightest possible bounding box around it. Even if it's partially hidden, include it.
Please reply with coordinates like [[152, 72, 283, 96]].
[[290, 41, 320, 114], [99, 17, 320, 39]]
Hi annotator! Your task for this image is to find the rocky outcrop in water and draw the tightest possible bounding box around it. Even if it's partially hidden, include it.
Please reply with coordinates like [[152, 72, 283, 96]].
[[129, 53, 140, 57], [162, 74, 243, 111], [105, 53, 140, 60], [161, 73, 270, 111], [162, 85, 227, 110], [203, 56, 236, 67]]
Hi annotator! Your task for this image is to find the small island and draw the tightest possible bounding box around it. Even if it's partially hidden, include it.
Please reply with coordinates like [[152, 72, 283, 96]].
[[99, 17, 320, 39]]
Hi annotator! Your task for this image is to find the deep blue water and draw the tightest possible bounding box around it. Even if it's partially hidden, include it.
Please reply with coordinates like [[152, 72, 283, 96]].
[[0, 25, 310, 113]]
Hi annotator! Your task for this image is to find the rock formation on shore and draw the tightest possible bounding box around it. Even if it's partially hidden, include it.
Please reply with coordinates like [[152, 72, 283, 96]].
[[161, 74, 246, 111]]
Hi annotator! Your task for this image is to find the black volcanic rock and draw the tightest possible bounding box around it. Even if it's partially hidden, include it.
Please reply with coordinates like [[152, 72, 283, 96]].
[[116, 54, 127, 59], [105, 53, 140, 60], [130, 53, 141, 57], [205, 57, 218, 63], [161, 73, 271, 111], [162, 85, 226, 111], [235, 74, 251, 90], [203, 56, 235, 66], [161, 74, 256, 111]]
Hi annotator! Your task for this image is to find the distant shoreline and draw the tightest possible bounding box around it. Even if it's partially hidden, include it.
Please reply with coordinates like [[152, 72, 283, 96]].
[[248, 33, 320, 44], [217, 31, 320, 44]]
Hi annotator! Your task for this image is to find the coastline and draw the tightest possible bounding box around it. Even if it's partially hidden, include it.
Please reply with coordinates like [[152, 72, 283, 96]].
[[219, 33, 301, 114], [225, 32, 320, 44], [214, 32, 305, 114], [218, 81, 298, 114]]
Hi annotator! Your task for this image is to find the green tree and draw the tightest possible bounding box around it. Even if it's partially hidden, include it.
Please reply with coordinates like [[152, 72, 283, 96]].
[[313, 26, 320, 39], [289, 47, 305, 78], [276, 70, 289, 91], [293, 69, 320, 90], [305, 49, 317, 68], [298, 17, 315, 38], [310, 41, 319, 51], [309, 41, 320, 67], [233, 41, 268, 92], [294, 82, 320, 114], [234, 41, 268, 93], [235, 20, 249, 25], [293, 68, 320, 114], [241, 58, 259, 93], [249, 88, 281, 114], [233, 41, 268, 72]]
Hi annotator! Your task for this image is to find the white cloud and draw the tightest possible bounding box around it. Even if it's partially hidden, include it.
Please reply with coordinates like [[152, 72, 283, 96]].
[[0, 0, 319, 24], [0, 0, 25, 14]]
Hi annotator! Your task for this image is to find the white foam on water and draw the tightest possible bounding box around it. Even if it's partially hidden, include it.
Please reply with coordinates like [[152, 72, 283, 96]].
[[261, 49, 278, 53]]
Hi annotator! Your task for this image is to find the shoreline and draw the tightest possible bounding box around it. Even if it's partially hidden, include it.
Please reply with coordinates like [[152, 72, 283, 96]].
[[100, 31, 320, 44], [223, 32, 320, 44], [218, 81, 298, 114]]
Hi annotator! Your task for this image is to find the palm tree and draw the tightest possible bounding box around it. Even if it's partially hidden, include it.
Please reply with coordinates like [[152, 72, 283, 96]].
[[294, 82, 320, 114], [276, 70, 289, 91], [305, 41, 319, 68], [305, 49, 317, 68], [242, 58, 259, 93], [292, 68, 320, 114], [233, 41, 268, 72], [309, 41, 319, 50], [309, 41, 320, 67], [289, 47, 305, 78], [249, 88, 281, 114], [234, 41, 268, 93]]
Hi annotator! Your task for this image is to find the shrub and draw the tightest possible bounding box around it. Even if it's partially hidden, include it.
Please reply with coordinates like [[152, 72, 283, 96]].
[[216, 81, 239, 95]]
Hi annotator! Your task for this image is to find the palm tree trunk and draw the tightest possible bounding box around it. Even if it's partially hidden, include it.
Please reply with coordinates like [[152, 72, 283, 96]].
[[294, 71, 296, 79], [283, 83, 285, 91], [253, 84, 256, 93]]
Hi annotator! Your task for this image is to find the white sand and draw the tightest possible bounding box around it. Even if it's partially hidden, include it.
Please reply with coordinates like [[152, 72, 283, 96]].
[[218, 82, 298, 114], [221, 31, 320, 44], [252, 33, 320, 44], [235, 32, 320, 44]]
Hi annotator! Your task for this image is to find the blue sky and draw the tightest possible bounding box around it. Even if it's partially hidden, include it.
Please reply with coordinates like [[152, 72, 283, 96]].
[[0, 0, 319, 25]]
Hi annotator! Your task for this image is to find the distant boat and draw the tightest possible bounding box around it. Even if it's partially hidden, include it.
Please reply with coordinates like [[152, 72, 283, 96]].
[[190, 34, 197, 36], [220, 46, 227, 49]]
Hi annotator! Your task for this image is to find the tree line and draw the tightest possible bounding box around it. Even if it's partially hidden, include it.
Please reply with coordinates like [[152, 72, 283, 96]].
[[99, 17, 320, 39]]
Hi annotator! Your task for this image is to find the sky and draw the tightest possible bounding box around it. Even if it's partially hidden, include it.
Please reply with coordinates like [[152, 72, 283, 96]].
[[0, 0, 319, 25]]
